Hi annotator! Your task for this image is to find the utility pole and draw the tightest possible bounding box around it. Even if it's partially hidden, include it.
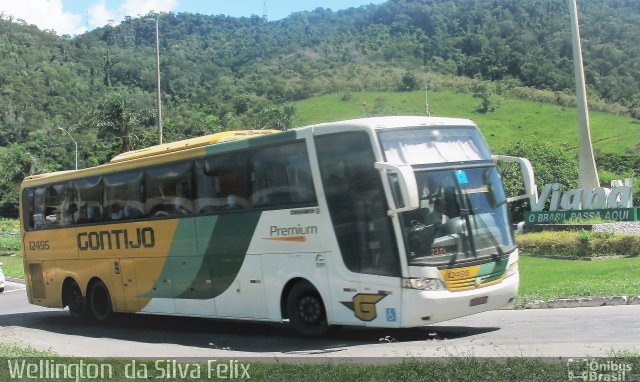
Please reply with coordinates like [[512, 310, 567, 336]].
[[146, 16, 163, 144], [58, 127, 78, 170], [568, 0, 599, 190], [423, 66, 431, 117], [263, 0, 268, 21]]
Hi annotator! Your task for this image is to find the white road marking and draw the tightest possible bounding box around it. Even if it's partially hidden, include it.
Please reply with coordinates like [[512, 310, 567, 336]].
[[2, 288, 26, 293]]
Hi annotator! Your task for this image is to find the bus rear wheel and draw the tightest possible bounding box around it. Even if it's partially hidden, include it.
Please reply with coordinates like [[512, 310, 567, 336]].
[[286, 281, 328, 336], [65, 281, 88, 320], [89, 280, 112, 323]]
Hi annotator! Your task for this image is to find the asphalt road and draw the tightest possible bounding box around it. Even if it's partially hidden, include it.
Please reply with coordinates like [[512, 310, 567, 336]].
[[1, 281, 638, 359]]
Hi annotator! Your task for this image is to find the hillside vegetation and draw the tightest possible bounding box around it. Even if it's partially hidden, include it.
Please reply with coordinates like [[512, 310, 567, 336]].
[[294, 89, 640, 153], [0, 0, 639, 216]]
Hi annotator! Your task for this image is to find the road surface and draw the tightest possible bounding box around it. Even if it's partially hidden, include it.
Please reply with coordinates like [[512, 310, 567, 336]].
[[1, 281, 638, 359]]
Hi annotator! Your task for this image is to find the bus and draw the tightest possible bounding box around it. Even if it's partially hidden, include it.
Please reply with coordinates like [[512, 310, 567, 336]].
[[20, 116, 535, 336]]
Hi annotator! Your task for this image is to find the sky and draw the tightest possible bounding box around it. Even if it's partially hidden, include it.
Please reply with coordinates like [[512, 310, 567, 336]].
[[0, 0, 387, 36]]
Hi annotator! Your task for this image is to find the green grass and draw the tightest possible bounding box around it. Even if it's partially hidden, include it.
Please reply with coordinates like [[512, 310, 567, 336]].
[[0, 219, 22, 278], [1, 253, 23, 278], [517, 256, 640, 304], [0, 233, 21, 252], [0, 342, 582, 381], [0, 341, 637, 381], [294, 90, 640, 154], [0, 343, 57, 357], [0, 218, 19, 232]]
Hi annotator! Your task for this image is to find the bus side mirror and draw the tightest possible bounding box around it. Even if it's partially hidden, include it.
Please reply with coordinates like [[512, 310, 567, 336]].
[[492, 155, 537, 203], [374, 162, 419, 215]]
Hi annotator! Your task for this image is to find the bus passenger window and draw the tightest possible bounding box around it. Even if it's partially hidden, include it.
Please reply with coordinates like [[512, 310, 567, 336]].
[[104, 171, 143, 221], [73, 177, 103, 224], [60, 183, 78, 226], [33, 187, 46, 229], [144, 161, 193, 218], [22, 189, 35, 230], [44, 184, 66, 227], [250, 142, 316, 208], [194, 154, 249, 213]]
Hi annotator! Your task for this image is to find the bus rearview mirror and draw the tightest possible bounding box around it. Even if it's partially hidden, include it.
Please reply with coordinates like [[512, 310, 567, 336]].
[[375, 162, 419, 215], [492, 155, 537, 203]]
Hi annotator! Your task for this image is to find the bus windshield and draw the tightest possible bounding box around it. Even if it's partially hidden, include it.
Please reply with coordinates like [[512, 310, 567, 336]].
[[378, 126, 492, 165], [396, 167, 515, 265]]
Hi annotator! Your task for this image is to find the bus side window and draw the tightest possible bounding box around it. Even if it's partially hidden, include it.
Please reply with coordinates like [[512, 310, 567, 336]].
[[316, 132, 400, 277], [22, 188, 35, 230], [250, 141, 316, 208], [74, 177, 103, 224], [194, 159, 223, 213], [195, 154, 250, 212], [44, 184, 66, 227], [33, 187, 46, 229], [61, 183, 78, 226], [144, 161, 193, 217], [104, 171, 143, 222]]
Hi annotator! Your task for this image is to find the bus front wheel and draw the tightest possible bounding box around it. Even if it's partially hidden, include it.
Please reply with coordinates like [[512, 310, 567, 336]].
[[285, 281, 328, 336], [88, 280, 113, 323]]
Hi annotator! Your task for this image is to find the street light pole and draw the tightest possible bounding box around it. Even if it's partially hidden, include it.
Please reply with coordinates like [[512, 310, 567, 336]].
[[58, 127, 78, 170], [153, 17, 162, 144], [146, 16, 163, 144]]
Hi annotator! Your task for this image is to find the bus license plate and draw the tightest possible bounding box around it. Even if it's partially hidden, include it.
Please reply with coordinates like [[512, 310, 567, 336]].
[[470, 296, 488, 307]]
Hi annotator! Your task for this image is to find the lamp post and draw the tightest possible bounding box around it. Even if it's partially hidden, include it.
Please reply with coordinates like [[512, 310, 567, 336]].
[[58, 127, 78, 170], [146, 16, 163, 144]]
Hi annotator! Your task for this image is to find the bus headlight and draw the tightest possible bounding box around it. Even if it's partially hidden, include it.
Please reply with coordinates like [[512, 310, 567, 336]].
[[505, 261, 518, 278], [402, 278, 444, 291]]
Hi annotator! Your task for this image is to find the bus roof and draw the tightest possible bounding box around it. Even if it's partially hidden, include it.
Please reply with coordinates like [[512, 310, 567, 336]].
[[21, 130, 280, 186], [21, 116, 479, 187], [304, 116, 477, 130], [109, 130, 279, 163]]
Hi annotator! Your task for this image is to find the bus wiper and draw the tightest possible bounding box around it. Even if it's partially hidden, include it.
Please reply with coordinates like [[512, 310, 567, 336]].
[[473, 212, 505, 260]]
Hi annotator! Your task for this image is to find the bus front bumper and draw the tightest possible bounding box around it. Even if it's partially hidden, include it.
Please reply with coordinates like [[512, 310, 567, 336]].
[[400, 273, 519, 328]]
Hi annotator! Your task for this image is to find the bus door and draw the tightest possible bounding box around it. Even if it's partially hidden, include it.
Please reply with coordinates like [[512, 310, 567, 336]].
[[315, 132, 403, 327]]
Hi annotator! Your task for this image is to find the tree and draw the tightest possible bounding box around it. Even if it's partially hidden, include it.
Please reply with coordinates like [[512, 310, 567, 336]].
[[398, 71, 419, 91], [253, 105, 296, 131], [82, 91, 154, 154], [0, 144, 52, 217], [495, 139, 578, 222], [472, 82, 497, 113], [629, 96, 640, 120]]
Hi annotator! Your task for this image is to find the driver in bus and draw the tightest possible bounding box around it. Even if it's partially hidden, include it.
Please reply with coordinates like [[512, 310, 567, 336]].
[[405, 192, 450, 257]]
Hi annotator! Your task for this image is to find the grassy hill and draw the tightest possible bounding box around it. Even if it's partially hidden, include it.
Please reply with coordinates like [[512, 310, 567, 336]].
[[294, 89, 640, 154]]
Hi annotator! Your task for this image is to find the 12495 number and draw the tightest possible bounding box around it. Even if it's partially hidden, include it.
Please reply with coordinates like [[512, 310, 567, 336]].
[[28, 240, 50, 250]]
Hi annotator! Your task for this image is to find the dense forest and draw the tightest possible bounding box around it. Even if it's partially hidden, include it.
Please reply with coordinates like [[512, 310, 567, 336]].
[[0, 0, 639, 216]]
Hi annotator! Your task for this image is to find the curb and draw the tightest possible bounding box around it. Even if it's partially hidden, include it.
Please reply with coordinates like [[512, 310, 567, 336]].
[[6, 277, 25, 284], [521, 296, 640, 309]]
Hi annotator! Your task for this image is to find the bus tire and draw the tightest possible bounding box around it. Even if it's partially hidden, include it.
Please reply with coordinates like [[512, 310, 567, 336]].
[[88, 280, 112, 323], [64, 280, 88, 320], [285, 281, 328, 336]]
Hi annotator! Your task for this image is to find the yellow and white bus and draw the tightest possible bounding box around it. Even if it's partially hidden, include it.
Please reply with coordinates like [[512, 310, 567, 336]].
[[20, 116, 535, 335]]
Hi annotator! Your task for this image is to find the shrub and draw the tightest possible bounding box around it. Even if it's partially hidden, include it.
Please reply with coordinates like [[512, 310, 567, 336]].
[[0, 233, 20, 252], [517, 231, 640, 258], [495, 139, 578, 222]]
